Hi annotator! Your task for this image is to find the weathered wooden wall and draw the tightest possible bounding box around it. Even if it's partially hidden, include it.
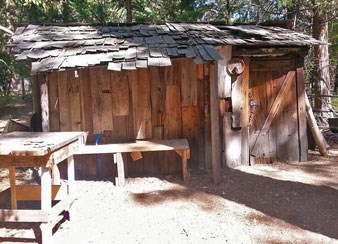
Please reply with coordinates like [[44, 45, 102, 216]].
[[36, 59, 212, 179], [34, 51, 308, 178]]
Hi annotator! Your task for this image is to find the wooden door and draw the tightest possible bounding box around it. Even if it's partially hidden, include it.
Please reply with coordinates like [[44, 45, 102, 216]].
[[249, 59, 299, 164]]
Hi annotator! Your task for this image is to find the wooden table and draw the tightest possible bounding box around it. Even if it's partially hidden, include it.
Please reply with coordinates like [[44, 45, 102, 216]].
[[0, 131, 86, 244]]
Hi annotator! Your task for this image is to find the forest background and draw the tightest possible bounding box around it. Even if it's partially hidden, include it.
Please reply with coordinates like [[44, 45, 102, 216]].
[[0, 0, 337, 123]]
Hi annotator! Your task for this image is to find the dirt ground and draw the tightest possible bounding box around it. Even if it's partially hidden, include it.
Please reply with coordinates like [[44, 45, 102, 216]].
[[0, 154, 338, 244], [1, 95, 338, 243], [0, 94, 33, 133]]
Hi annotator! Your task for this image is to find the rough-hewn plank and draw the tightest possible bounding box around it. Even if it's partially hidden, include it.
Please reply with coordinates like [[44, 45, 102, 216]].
[[224, 112, 242, 167], [90, 67, 113, 134], [150, 67, 165, 125], [68, 69, 82, 131], [197, 71, 206, 169], [130, 69, 152, 139], [296, 58, 308, 161], [58, 71, 71, 131], [182, 106, 199, 169], [204, 63, 212, 169], [209, 62, 221, 183], [216, 46, 232, 98], [79, 69, 94, 143], [241, 57, 250, 165], [48, 72, 59, 132], [111, 71, 130, 116], [164, 85, 182, 139], [180, 59, 197, 106]]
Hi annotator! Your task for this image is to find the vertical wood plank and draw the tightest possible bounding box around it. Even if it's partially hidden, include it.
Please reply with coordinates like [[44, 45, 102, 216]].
[[127, 71, 136, 140], [130, 69, 152, 139], [182, 106, 199, 169], [58, 71, 71, 132], [150, 67, 165, 125], [241, 57, 250, 165], [266, 71, 277, 162], [231, 75, 243, 128], [40, 75, 49, 132], [48, 72, 59, 132], [224, 113, 242, 167], [197, 64, 204, 80], [68, 69, 82, 131], [209, 62, 221, 184], [112, 116, 128, 143], [79, 69, 94, 143], [286, 65, 300, 161], [163, 63, 182, 174], [90, 67, 113, 134], [180, 59, 197, 106], [197, 75, 205, 169], [249, 70, 269, 164], [204, 63, 212, 169], [101, 69, 113, 132], [164, 85, 182, 139], [296, 58, 308, 161], [216, 46, 232, 98], [102, 130, 114, 177], [9, 166, 17, 209], [111, 71, 130, 116]]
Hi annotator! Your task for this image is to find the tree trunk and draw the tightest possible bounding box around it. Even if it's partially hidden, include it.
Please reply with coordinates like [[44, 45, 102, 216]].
[[312, 7, 331, 126], [126, 0, 132, 24], [62, 0, 70, 23], [29, 3, 38, 24]]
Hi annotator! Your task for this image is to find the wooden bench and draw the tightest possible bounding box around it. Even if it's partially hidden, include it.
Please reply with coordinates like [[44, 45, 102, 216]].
[[75, 139, 191, 186]]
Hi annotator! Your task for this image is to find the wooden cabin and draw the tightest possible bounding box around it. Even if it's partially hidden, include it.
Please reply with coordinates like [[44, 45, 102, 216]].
[[9, 23, 321, 180]]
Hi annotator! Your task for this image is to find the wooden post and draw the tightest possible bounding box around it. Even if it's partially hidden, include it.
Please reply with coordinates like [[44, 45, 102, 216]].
[[8, 166, 17, 209], [114, 153, 125, 186], [296, 58, 308, 161], [304, 92, 328, 156], [40, 167, 53, 244], [209, 63, 221, 184], [241, 58, 250, 165], [67, 155, 75, 195]]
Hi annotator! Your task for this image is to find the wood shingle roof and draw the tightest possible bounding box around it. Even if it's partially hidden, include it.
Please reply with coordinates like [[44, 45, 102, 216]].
[[8, 23, 322, 74]]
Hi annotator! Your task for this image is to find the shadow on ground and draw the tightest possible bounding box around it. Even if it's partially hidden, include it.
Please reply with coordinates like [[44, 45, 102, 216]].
[[132, 167, 338, 240]]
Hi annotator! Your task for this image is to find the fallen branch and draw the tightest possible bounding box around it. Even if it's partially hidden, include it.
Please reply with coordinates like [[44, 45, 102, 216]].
[[305, 92, 328, 156]]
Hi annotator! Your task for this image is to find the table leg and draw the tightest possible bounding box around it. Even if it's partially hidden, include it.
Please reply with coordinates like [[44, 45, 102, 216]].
[[114, 153, 125, 186], [40, 167, 52, 210], [67, 155, 75, 195], [40, 222, 53, 244], [8, 166, 17, 209], [40, 167, 52, 244], [182, 150, 190, 181]]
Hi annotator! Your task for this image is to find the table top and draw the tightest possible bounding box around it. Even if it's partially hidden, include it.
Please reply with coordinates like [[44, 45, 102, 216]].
[[0, 131, 86, 156]]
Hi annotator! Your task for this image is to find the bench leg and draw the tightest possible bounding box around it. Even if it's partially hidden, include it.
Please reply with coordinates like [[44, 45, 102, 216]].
[[9, 166, 17, 209], [182, 150, 190, 181], [114, 153, 125, 186], [40, 223, 53, 244]]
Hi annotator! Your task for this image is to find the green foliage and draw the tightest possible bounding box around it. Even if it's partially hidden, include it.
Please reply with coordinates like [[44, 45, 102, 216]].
[[133, 0, 203, 23]]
